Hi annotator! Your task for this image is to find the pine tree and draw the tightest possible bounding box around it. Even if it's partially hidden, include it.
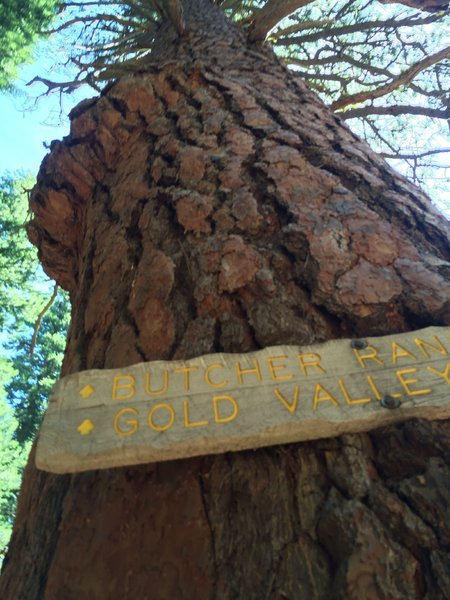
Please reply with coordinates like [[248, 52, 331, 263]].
[[1, 1, 449, 597]]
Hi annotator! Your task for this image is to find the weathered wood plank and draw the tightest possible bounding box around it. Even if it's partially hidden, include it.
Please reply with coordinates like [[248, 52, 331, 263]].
[[36, 326, 450, 474]]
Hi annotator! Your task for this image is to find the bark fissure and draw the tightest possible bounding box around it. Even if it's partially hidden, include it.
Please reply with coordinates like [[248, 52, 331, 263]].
[[197, 469, 219, 596]]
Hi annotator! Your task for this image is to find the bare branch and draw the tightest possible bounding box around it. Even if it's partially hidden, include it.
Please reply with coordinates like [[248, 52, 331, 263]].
[[363, 116, 399, 154], [378, 0, 449, 13], [276, 13, 441, 45], [286, 54, 396, 78], [289, 69, 349, 85], [44, 13, 141, 34], [154, 0, 186, 35], [29, 283, 59, 356], [59, 0, 122, 6], [331, 45, 450, 111], [26, 75, 87, 94], [341, 104, 450, 119], [380, 148, 450, 159], [248, 0, 315, 42], [271, 19, 334, 40], [218, 0, 243, 9]]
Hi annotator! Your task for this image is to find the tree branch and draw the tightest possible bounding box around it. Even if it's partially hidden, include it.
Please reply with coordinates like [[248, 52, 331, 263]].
[[380, 148, 450, 159], [58, 0, 122, 6], [26, 75, 87, 94], [271, 18, 334, 40], [29, 283, 59, 356], [248, 0, 315, 42], [276, 13, 441, 46], [154, 0, 186, 36], [341, 104, 450, 119], [44, 13, 141, 34], [378, 0, 449, 12], [286, 54, 396, 78], [331, 45, 450, 111]]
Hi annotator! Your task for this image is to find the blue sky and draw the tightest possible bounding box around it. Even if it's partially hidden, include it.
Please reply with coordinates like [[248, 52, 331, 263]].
[[0, 60, 90, 177], [0, 92, 67, 176]]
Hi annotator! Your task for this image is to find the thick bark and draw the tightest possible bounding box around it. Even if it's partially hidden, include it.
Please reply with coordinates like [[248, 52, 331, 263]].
[[2, 1, 450, 598]]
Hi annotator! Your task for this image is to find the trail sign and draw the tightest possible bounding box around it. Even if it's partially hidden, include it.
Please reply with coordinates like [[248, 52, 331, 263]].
[[36, 326, 450, 474]]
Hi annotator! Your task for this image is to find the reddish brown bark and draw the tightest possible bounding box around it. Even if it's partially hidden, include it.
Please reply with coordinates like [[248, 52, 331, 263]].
[[1, 1, 450, 598]]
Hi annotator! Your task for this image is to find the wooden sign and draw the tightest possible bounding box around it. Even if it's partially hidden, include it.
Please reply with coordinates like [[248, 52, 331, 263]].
[[36, 326, 450, 474]]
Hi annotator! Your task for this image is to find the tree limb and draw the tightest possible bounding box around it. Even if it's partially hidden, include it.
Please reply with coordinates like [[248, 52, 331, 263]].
[[26, 75, 87, 94], [341, 104, 450, 119], [331, 45, 450, 111], [153, 0, 186, 36], [380, 148, 450, 159], [58, 0, 122, 6], [44, 13, 141, 35], [271, 18, 334, 40], [248, 0, 315, 42], [29, 283, 59, 356], [286, 54, 396, 78], [378, 0, 449, 12], [276, 13, 441, 45]]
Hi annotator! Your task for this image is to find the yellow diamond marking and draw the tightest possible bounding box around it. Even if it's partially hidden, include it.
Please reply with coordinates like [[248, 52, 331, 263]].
[[79, 384, 95, 398], [77, 419, 95, 436]]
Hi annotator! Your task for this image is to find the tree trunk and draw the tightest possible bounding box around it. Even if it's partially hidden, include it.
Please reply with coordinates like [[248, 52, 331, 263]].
[[2, 1, 450, 598]]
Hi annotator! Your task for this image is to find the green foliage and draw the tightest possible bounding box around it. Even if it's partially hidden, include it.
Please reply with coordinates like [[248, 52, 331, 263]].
[[0, 362, 29, 562], [6, 293, 70, 443], [0, 176, 37, 324], [0, 175, 70, 441], [0, 0, 59, 88], [0, 175, 69, 557]]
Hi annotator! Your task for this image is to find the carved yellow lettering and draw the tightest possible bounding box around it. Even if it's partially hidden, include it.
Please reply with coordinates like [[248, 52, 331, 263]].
[[205, 364, 228, 389], [236, 359, 262, 384], [367, 375, 401, 400], [213, 395, 239, 423], [175, 366, 199, 391], [274, 386, 299, 414], [297, 353, 326, 376], [147, 403, 175, 432], [111, 375, 136, 400], [396, 368, 432, 396], [183, 400, 209, 428], [313, 384, 339, 410], [415, 336, 448, 359], [391, 342, 417, 365], [427, 362, 450, 385], [353, 345, 384, 368], [267, 355, 293, 381], [338, 378, 371, 405], [113, 407, 139, 436], [145, 369, 169, 396]]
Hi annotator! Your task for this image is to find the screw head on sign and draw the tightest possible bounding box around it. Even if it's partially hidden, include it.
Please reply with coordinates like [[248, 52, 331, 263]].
[[381, 394, 402, 409], [351, 339, 368, 350]]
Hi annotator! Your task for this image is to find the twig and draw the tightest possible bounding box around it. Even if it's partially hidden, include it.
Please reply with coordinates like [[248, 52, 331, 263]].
[[331, 45, 450, 111], [380, 148, 450, 160], [29, 283, 59, 356], [341, 104, 450, 120]]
